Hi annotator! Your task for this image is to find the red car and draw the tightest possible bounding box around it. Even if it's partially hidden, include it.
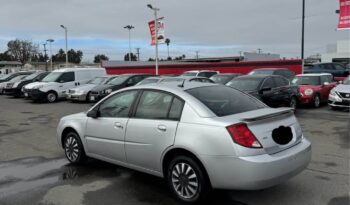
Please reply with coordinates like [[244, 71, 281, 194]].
[[292, 73, 337, 108]]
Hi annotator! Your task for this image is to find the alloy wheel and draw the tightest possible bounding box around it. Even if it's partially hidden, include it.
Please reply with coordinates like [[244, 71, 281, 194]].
[[171, 162, 199, 199], [314, 95, 320, 108], [47, 92, 57, 103], [64, 135, 80, 162]]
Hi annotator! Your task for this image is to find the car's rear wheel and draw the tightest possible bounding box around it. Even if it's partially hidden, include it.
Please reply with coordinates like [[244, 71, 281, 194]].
[[46, 91, 57, 103], [312, 94, 321, 108], [63, 131, 86, 164], [167, 156, 210, 204]]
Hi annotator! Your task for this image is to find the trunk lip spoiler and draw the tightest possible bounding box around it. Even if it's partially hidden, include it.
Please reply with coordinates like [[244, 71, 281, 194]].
[[240, 108, 295, 122]]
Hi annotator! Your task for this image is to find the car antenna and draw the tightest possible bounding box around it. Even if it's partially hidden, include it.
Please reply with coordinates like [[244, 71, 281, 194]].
[[178, 79, 185, 88]]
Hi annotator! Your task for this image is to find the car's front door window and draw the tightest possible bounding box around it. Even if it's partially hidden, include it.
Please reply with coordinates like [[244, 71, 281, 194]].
[[99, 90, 138, 118]]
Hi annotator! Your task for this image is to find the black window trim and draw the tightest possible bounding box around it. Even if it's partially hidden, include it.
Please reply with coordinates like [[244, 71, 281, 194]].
[[130, 88, 185, 121]]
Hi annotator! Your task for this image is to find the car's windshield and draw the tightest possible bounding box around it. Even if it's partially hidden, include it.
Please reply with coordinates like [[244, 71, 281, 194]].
[[138, 78, 159, 85], [42, 72, 63, 82], [343, 76, 350, 85], [210, 75, 235, 84], [292, 76, 320, 86], [23, 73, 40, 80], [226, 78, 262, 91], [0, 74, 10, 80], [88, 77, 108, 85], [249, 70, 274, 75], [10, 75, 27, 82], [182, 72, 197, 76], [186, 86, 266, 117], [108, 76, 130, 85]]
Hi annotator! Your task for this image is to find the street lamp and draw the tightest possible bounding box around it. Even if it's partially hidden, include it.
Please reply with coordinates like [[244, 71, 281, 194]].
[[124, 25, 135, 62], [301, 0, 305, 73], [147, 4, 160, 75], [60, 25, 68, 67], [46, 39, 54, 71]]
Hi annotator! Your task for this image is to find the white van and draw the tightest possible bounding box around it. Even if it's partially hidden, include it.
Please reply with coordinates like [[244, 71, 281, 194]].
[[24, 68, 106, 102]]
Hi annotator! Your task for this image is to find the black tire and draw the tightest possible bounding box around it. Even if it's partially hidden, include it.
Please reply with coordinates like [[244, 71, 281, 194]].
[[63, 131, 86, 164], [46, 91, 57, 103], [289, 96, 297, 110], [312, 94, 321, 108], [167, 155, 211, 204]]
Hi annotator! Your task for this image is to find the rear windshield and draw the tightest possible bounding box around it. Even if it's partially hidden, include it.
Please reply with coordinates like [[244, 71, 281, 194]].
[[226, 77, 262, 91], [182, 72, 197, 76], [186, 86, 266, 117], [249, 70, 274, 75], [210, 75, 235, 84]]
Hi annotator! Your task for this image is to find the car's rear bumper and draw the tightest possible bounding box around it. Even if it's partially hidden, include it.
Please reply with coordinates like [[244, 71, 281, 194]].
[[67, 93, 87, 101], [201, 138, 311, 190]]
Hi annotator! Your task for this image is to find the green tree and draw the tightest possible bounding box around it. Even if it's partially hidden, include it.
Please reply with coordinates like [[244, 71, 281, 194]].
[[124, 53, 137, 61], [94, 54, 109, 63], [6, 39, 39, 64], [0, 51, 15, 61], [52, 49, 83, 64]]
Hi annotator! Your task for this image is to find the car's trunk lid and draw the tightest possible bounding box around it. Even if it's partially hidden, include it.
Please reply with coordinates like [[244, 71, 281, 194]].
[[216, 107, 303, 155]]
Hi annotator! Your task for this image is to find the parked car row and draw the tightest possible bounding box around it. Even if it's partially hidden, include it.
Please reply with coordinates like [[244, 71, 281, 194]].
[[1, 68, 348, 112]]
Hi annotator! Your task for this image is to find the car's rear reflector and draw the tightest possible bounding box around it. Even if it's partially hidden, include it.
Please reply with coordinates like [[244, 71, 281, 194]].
[[227, 123, 262, 148]]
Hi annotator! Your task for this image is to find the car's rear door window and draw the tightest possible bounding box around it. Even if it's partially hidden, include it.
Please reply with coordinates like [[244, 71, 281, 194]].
[[186, 86, 266, 117], [135, 91, 173, 119]]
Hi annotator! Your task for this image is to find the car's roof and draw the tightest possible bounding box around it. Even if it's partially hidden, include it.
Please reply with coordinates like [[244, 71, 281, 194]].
[[297, 73, 332, 76], [235, 74, 276, 79], [252, 68, 288, 71], [52, 68, 103, 72], [212, 73, 241, 76], [120, 73, 152, 76], [184, 70, 218, 73]]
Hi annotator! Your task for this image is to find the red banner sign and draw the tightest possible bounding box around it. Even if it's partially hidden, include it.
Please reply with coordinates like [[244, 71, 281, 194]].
[[148, 17, 165, 46], [338, 0, 350, 30]]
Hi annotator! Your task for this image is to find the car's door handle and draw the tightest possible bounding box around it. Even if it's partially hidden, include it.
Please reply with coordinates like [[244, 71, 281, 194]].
[[158, 125, 167, 132], [114, 122, 123, 129]]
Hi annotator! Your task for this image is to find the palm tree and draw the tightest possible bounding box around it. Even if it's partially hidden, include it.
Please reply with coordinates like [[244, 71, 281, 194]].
[[165, 38, 170, 60]]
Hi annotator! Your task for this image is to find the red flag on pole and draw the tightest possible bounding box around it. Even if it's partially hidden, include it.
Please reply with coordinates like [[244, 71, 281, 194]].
[[338, 0, 350, 30], [148, 17, 165, 46]]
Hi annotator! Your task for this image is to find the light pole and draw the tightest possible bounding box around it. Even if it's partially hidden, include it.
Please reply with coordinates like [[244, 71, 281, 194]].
[[60, 25, 68, 67], [147, 4, 160, 75], [47, 39, 54, 71], [43, 43, 48, 71], [124, 25, 134, 62], [301, 0, 305, 73]]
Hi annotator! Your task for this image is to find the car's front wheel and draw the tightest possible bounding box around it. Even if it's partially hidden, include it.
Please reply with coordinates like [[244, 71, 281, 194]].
[[167, 156, 210, 204], [63, 131, 86, 164], [46, 91, 57, 103], [312, 94, 321, 108]]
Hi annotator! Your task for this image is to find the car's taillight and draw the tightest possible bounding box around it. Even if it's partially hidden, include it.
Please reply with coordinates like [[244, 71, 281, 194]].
[[226, 123, 262, 148]]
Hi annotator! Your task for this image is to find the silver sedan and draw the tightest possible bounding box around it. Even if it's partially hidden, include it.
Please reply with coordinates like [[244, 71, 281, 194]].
[[57, 82, 311, 203]]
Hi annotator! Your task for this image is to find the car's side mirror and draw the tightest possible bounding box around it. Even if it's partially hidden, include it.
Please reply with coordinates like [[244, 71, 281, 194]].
[[259, 87, 271, 94], [87, 110, 99, 118]]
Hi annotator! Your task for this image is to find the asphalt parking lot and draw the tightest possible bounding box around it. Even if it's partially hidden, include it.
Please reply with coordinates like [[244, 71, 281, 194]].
[[0, 95, 349, 205]]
